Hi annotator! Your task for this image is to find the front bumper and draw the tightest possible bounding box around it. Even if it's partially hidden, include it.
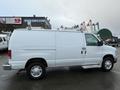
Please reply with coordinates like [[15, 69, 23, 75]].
[[2, 62, 11, 70]]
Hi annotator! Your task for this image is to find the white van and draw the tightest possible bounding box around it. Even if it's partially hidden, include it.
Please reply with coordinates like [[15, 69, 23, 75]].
[[3, 29, 117, 79], [0, 34, 8, 50]]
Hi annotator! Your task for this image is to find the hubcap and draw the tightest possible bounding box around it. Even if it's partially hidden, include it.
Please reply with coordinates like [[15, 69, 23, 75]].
[[30, 65, 42, 78], [105, 60, 112, 70]]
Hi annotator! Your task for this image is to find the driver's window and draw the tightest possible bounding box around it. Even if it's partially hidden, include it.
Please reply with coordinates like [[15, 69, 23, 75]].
[[85, 34, 98, 46]]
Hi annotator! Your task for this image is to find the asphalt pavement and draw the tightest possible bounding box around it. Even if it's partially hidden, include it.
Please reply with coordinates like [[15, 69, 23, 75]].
[[0, 48, 120, 90]]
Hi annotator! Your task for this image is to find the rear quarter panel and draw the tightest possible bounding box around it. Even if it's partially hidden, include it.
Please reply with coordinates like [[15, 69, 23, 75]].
[[9, 30, 56, 69]]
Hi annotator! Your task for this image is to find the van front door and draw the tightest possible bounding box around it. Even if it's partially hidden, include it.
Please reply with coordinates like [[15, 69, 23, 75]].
[[84, 34, 103, 65]]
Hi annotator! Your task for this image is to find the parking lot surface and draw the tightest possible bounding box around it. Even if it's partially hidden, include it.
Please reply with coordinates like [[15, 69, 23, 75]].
[[0, 48, 120, 90]]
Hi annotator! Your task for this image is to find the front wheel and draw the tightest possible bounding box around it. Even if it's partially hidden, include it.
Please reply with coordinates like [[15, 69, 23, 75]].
[[101, 57, 114, 72], [26, 62, 46, 80]]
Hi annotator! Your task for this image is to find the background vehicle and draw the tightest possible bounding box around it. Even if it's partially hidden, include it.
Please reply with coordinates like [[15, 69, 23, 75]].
[[0, 34, 8, 50], [97, 29, 119, 47], [3, 29, 117, 80]]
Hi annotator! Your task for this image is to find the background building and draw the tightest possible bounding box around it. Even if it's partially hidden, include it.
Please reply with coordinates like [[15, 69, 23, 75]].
[[0, 16, 51, 32]]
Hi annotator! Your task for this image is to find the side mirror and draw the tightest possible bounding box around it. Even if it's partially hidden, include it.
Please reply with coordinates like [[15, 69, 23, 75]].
[[98, 41, 103, 46]]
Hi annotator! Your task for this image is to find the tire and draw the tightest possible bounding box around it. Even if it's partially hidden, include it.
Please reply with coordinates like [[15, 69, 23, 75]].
[[26, 62, 46, 80], [101, 57, 114, 72]]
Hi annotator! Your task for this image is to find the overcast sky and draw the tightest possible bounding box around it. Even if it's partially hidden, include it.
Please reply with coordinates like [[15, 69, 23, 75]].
[[0, 0, 120, 34]]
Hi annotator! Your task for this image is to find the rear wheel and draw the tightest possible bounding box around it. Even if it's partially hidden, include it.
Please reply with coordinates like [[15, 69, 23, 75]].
[[101, 57, 114, 71], [26, 62, 46, 80]]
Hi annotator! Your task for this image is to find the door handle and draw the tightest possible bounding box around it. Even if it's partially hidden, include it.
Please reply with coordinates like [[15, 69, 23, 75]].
[[81, 51, 87, 54]]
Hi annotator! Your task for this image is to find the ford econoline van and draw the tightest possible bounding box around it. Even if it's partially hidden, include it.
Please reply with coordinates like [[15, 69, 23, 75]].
[[3, 29, 117, 79]]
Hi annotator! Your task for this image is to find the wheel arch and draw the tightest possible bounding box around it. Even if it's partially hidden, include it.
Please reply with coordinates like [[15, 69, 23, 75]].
[[25, 58, 48, 69], [103, 54, 114, 62]]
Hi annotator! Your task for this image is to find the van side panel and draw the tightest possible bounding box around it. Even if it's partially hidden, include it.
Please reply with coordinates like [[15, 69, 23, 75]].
[[9, 30, 56, 69], [56, 32, 85, 67]]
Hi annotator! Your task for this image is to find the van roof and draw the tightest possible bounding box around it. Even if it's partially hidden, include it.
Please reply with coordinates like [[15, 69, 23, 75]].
[[14, 28, 87, 33]]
